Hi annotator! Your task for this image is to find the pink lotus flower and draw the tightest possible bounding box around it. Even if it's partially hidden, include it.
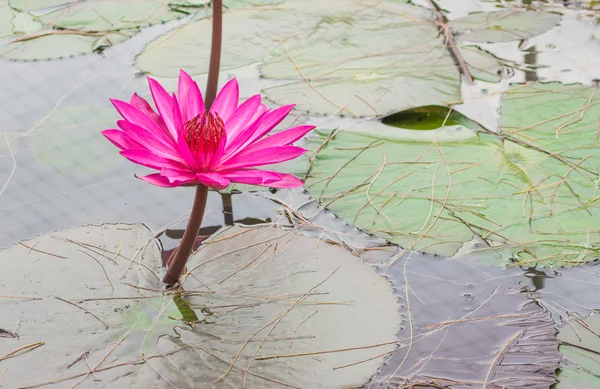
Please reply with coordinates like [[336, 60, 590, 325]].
[[102, 70, 314, 190]]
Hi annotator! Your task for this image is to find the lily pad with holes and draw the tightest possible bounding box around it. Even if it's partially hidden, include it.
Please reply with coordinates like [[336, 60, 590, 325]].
[[0, 223, 400, 388], [29, 105, 124, 175], [304, 83, 600, 265], [555, 315, 600, 388], [451, 10, 562, 43]]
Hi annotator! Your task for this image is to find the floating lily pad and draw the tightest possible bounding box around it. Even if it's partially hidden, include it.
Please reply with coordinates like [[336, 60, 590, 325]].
[[136, 8, 319, 77], [555, 315, 600, 388], [2, 0, 194, 60], [368, 251, 560, 388], [8, 0, 73, 13], [0, 2, 40, 38], [0, 29, 137, 60], [304, 83, 600, 265], [0, 223, 400, 388], [29, 105, 123, 175], [451, 10, 562, 42], [260, 0, 504, 117]]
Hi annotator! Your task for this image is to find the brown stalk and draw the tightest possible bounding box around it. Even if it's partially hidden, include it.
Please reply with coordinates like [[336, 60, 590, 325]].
[[426, 0, 474, 84], [163, 0, 223, 285]]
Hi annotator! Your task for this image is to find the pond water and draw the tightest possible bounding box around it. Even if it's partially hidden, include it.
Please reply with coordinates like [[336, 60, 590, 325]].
[[1, 0, 600, 388]]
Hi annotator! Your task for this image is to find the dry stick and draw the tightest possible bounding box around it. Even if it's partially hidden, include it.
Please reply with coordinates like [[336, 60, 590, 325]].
[[78, 250, 114, 290], [241, 268, 341, 388], [215, 268, 338, 383], [55, 297, 108, 330], [333, 349, 395, 370], [426, 313, 528, 328], [482, 331, 522, 389], [12, 30, 114, 44], [18, 242, 67, 259], [0, 342, 44, 362], [550, 155, 593, 216], [16, 341, 204, 389], [256, 340, 398, 361], [426, 0, 474, 84], [556, 87, 597, 139], [191, 345, 302, 389], [289, 310, 318, 348], [230, 244, 279, 293], [0, 294, 42, 300], [282, 44, 353, 116], [218, 245, 271, 285], [0, 368, 6, 386], [69, 324, 136, 389], [319, 139, 383, 200]]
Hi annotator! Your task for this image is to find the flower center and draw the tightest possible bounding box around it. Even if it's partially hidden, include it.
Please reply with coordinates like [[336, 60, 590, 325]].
[[183, 111, 225, 154]]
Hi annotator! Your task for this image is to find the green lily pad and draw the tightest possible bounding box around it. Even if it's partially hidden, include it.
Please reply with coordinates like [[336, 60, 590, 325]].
[[0, 2, 41, 38], [136, 7, 320, 77], [451, 10, 562, 42], [555, 315, 600, 388], [381, 105, 484, 130], [0, 223, 400, 388], [0, 29, 137, 60], [29, 105, 123, 175], [304, 83, 600, 265], [8, 0, 73, 13], [2, 0, 196, 60], [259, 0, 504, 117]]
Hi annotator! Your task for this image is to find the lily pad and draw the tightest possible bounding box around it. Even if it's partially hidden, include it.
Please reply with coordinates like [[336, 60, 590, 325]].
[[304, 83, 600, 265], [0, 223, 400, 388], [451, 10, 562, 42], [2, 0, 194, 60], [136, 8, 319, 77], [0, 3, 40, 38], [0, 29, 137, 60], [368, 251, 560, 388], [555, 315, 600, 388], [29, 105, 123, 175], [259, 0, 504, 117]]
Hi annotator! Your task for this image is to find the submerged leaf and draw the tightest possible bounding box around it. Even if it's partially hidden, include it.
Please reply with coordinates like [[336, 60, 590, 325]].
[[305, 83, 600, 265]]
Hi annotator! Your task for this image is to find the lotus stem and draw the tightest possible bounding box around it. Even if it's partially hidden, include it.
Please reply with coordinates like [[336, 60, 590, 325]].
[[162, 0, 223, 286], [205, 0, 223, 108]]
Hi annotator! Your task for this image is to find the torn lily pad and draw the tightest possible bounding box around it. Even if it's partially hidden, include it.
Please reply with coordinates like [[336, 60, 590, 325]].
[[0, 223, 400, 388], [304, 83, 600, 265], [451, 10, 562, 43]]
